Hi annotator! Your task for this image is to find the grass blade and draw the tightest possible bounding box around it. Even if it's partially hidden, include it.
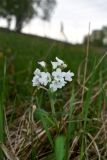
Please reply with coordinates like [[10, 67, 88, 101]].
[[0, 58, 6, 159], [55, 136, 65, 160]]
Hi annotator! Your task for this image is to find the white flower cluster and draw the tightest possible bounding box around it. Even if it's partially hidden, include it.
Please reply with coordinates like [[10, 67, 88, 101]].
[[32, 57, 74, 92]]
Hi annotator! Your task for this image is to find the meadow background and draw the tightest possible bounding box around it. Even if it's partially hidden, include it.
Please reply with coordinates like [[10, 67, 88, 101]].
[[0, 28, 107, 160]]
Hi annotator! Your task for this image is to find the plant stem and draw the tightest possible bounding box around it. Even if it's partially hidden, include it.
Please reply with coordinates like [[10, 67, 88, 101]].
[[48, 90, 56, 116], [50, 97, 56, 117], [48, 90, 58, 128]]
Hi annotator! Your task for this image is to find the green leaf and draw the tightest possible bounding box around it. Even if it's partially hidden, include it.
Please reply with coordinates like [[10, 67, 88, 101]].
[[55, 136, 65, 160]]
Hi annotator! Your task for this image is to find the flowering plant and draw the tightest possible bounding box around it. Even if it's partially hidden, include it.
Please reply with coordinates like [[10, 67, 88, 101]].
[[32, 57, 74, 128], [32, 57, 74, 92]]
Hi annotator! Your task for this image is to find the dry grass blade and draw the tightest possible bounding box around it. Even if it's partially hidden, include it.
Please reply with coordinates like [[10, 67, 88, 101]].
[[68, 136, 79, 159], [86, 119, 107, 151], [87, 133, 101, 160], [77, 60, 88, 91], [0, 143, 19, 160], [91, 81, 107, 102]]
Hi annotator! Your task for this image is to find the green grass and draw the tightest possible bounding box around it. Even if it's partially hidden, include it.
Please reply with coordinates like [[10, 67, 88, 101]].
[[0, 28, 107, 159], [0, 57, 6, 159], [0, 29, 106, 106]]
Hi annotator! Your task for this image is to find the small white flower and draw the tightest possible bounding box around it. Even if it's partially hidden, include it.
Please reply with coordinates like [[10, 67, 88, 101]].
[[64, 71, 74, 82], [51, 57, 67, 69], [38, 61, 46, 68], [56, 57, 67, 69], [32, 72, 51, 87], [52, 68, 65, 81], [58, 78, 67, 88], [62, 63, 67, 68], [32, 68, 41, 86], [50, 79, 66, 92], [56, 57, 64, 65], [32, 68, 51, 87], [50, 68, 67, 92], [51, 61, 58, 69], [34, 68, 41, 75], [32, 75, 41, 87], [39, 72, 51, 86]]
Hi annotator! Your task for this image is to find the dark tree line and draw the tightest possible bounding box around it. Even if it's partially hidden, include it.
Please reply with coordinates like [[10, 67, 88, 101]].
[[0, 0, 56, 32]]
